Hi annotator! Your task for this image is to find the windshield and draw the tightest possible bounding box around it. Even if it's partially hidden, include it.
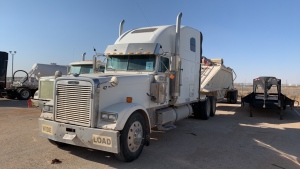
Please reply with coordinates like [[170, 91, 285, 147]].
[[106, 55, 156, 71], [69, 65, 94, 74]]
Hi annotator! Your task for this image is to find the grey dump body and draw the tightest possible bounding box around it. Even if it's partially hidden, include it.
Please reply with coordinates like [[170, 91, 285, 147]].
[[241, 76, 296, 119]]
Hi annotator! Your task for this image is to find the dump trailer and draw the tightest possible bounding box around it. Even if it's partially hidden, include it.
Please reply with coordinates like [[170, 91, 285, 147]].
[[200, 57, 237, 103], [5, 63, 69, 100], [191, 56, 238, 119], [0, 51, 8, 97], [38, 13, 237, 162], [241, 76, 296, 119]]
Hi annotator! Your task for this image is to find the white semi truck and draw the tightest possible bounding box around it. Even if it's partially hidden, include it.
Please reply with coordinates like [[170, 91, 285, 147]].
[[38, 13, 237, 162]]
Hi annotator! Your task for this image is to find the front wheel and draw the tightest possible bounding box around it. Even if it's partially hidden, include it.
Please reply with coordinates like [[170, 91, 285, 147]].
[[114, 112, 146, 162]]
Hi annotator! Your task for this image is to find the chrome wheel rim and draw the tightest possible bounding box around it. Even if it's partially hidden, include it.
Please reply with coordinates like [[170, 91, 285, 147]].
[[127, 121, 143, 152]]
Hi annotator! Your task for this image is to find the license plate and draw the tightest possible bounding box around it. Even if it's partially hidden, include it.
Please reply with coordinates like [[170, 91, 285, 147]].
[[42, 124, 53, 135], [63, 133, 76, 140]]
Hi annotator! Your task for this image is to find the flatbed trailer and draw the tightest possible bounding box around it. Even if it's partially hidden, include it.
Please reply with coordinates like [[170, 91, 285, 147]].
[[241, 76, 297, 119]]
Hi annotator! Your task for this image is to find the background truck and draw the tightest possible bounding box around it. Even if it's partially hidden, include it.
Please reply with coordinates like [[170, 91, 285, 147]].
[[241, 76, 297, 119], [5, 63, 69, 100], [38, 13, 237, 162], [69, 52, 106, 74], [32, 53, 106, 108], [0, 51, 8, 98]]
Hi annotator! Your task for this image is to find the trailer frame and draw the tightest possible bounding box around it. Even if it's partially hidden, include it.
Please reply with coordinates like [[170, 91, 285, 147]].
[[241, 76, 296, 119]]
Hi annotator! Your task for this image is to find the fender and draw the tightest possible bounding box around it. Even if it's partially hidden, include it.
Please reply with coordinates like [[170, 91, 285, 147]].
[[97, 102, 151, 132]]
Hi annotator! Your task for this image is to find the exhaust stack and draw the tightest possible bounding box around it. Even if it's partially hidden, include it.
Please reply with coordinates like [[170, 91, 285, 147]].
[[169, 12, 182, 105], [82, 52, 86, 61], [119, 20, 125, 37]]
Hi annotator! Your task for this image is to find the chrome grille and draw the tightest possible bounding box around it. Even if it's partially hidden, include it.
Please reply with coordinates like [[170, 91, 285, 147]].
[[55, 83, 92, 127]]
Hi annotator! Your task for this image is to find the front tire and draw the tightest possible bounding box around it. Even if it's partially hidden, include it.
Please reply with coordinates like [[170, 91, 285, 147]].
[[114, 112, 146, 162]]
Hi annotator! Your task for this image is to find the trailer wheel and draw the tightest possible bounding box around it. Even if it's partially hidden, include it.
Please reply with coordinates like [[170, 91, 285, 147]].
[[115, 111, 146, 162], [17, 88, 31, 100], [227, 91, 237, 104], [231, 91, 238, 104], [200, 98, 211, 120], [209, 96, 216, 117]]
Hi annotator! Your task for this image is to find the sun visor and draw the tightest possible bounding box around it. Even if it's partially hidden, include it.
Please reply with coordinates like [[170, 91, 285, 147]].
[[105, 43, 160, 55]]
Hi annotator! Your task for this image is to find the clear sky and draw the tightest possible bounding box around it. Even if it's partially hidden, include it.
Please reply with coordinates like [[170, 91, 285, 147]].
[[1, 0, 300, 84]]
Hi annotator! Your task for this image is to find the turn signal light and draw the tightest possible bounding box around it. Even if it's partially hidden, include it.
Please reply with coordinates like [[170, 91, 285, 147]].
[[126, 97, 132, 103]]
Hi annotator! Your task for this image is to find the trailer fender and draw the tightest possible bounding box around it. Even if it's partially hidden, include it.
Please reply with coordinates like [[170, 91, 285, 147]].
[[98, 102, 151, 133]]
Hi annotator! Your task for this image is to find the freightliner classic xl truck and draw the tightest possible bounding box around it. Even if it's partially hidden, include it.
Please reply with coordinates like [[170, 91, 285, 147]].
[[38, 13, 237, 162]]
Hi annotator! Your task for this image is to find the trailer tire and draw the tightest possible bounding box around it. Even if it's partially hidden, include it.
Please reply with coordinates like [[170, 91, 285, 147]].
[[227, 91, 237, 104], [17, 88, 31, 100], [209, 96, 216, 117], [231, 91, 238, 104], [114, 111, 146, 162], [200, 98, 211, 120]]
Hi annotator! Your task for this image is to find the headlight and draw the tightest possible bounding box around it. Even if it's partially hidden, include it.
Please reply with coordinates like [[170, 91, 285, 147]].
[[101, 112, 117, 122], [108, 114, 117, 121], [43, 105, 53, 113], [101, 113, 108, 119]]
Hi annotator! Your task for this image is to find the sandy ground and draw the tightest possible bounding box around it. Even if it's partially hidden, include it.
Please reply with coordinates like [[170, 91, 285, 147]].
[[0, 98, 299, 169]]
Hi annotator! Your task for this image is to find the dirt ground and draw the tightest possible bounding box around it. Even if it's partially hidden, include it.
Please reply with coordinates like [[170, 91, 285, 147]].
[[0, 98, 299, 169]]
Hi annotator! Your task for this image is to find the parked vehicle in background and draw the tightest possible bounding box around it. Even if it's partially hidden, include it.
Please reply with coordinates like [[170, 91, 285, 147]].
[[241, 76, 297, 119], [5, 63, 68, 100], [0, 51, 8, 98], [32, 53, 106, 108], [69, 58, 105, 74]]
